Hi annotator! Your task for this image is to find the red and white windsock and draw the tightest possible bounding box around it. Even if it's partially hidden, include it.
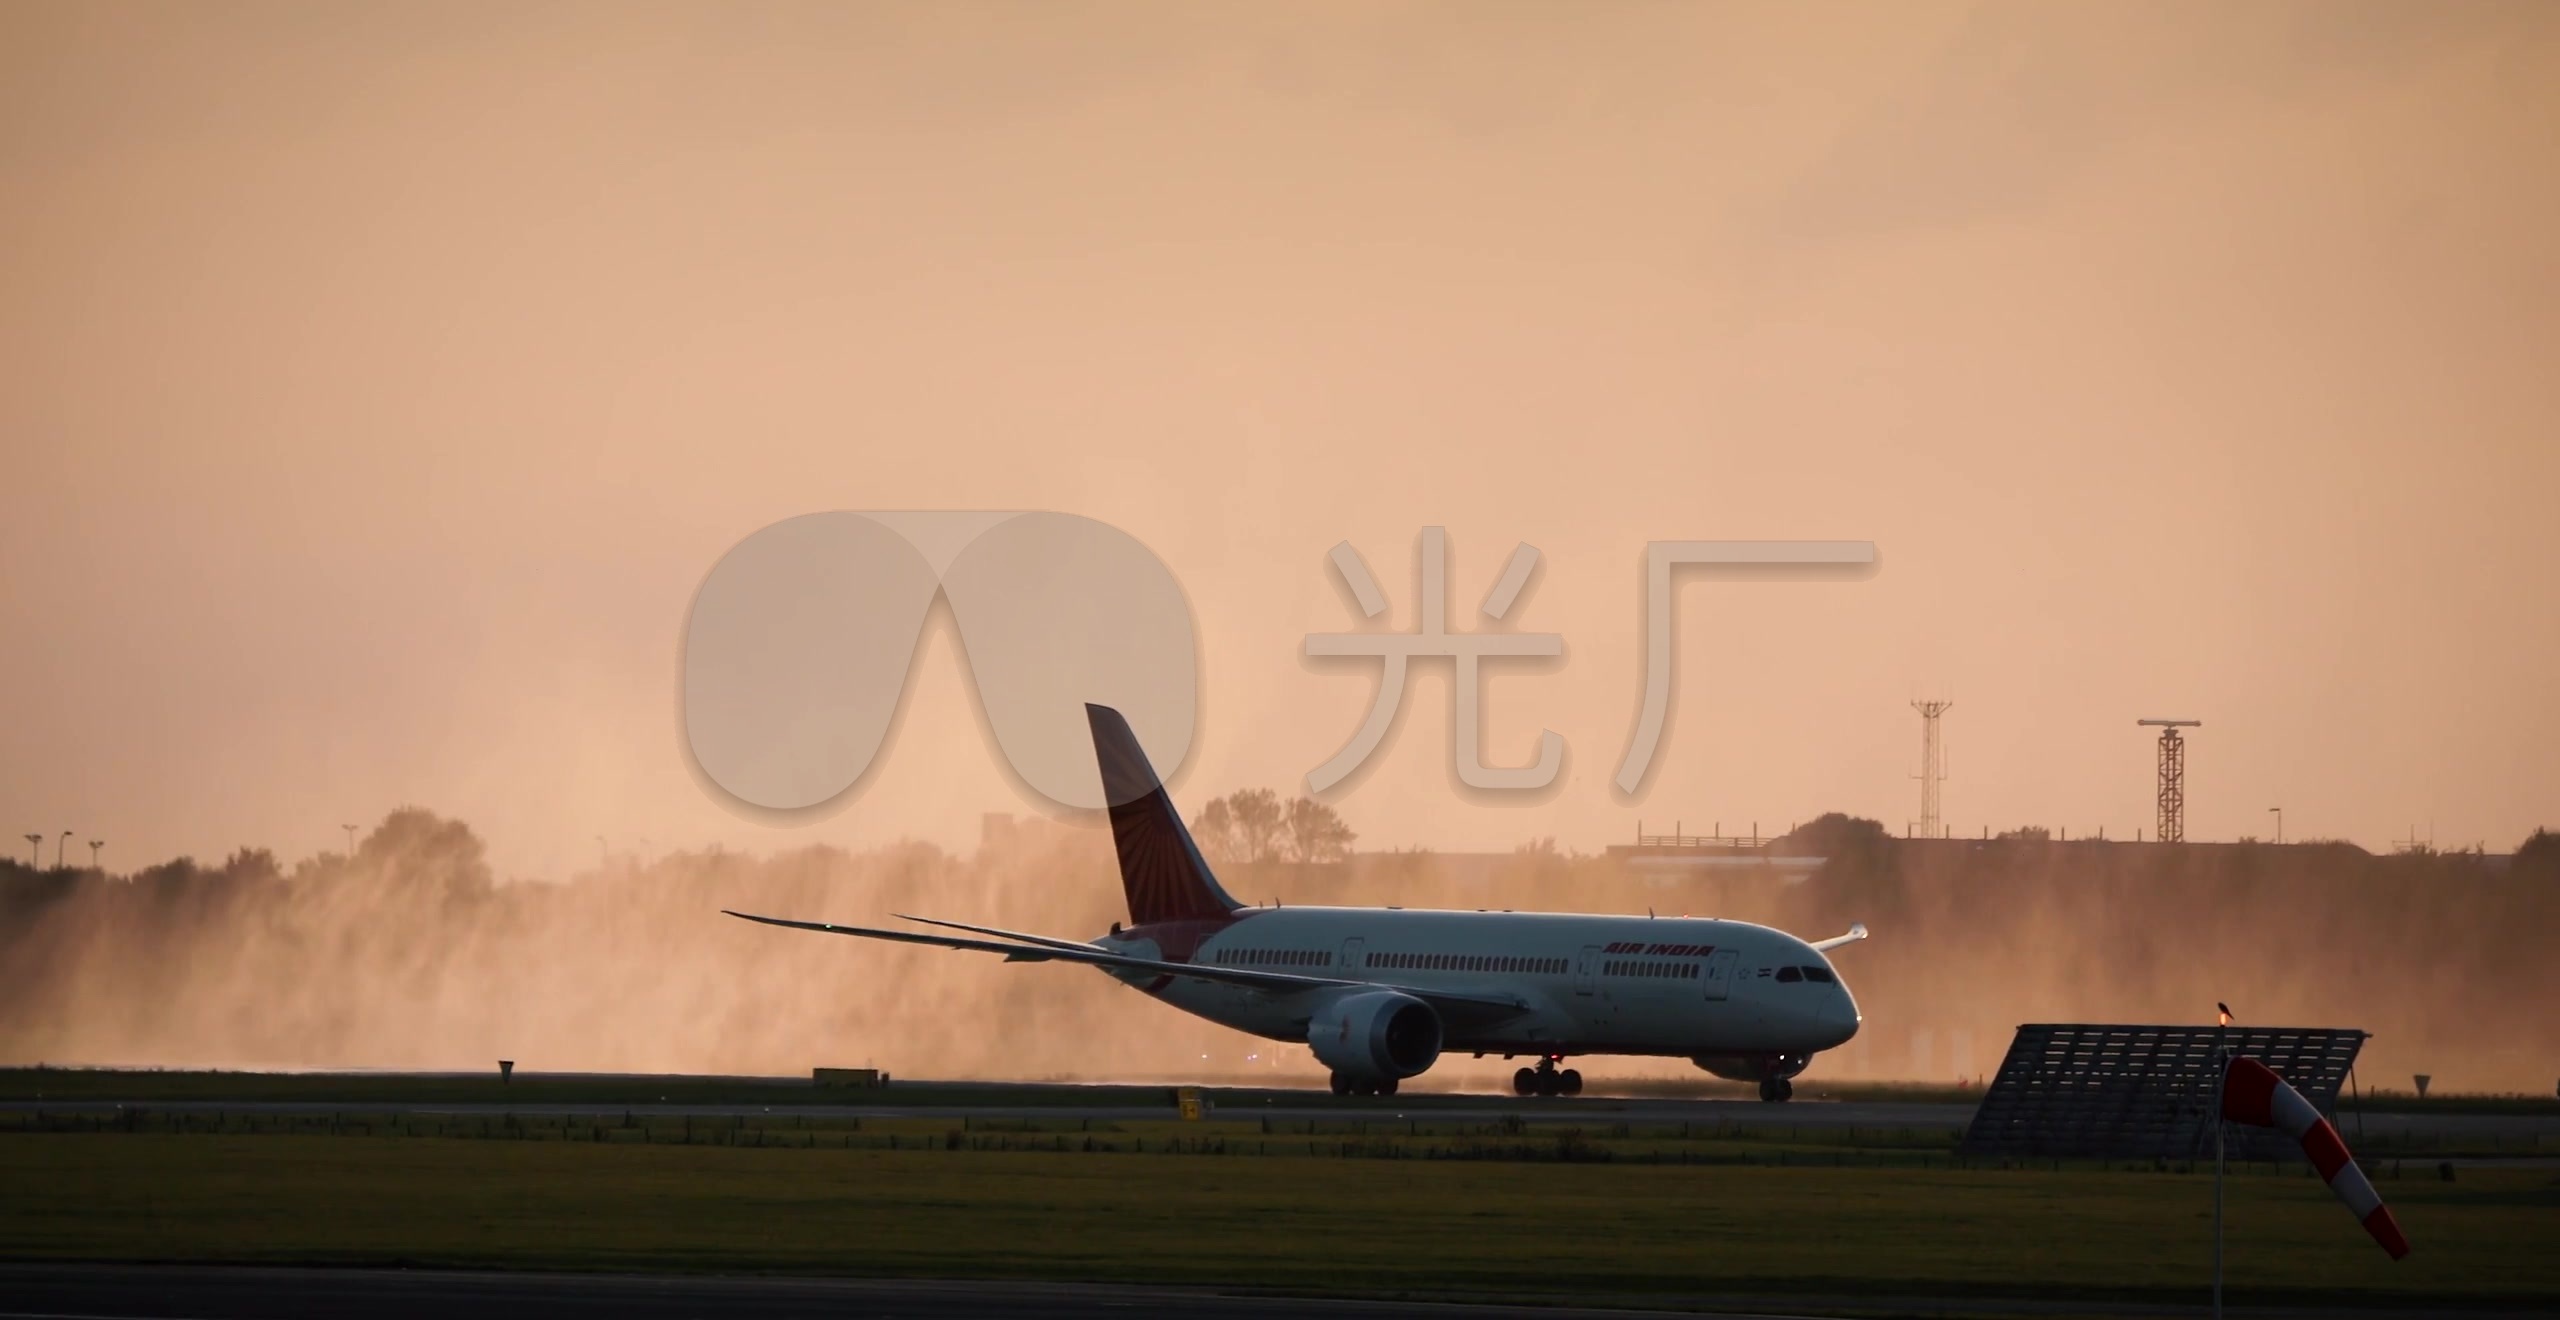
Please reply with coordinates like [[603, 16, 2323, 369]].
[[2221, 1055, 2410, 1259]]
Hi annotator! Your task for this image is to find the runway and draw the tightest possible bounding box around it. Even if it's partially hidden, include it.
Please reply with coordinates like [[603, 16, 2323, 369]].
[[0, 1265, 1765, 1320], [4, 1093, 2553, 1141], [0, 1094, 1974, 1130], [0, 1265, 1852, 1320], [0, 1264, 2524, 1320]]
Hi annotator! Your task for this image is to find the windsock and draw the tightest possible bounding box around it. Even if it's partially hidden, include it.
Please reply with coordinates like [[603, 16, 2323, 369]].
[[2221, 1055, 2410, 1259]]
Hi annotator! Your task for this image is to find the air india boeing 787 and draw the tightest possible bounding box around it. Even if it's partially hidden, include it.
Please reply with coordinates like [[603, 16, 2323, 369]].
[[729, 705, 1867, 1100]]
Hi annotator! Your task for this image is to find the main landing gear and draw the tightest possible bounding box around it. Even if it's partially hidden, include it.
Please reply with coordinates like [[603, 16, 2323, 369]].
[[1757, 1077, 1795, 1103], [1511, 1056, 1583, 1097], [1329, 1072, 1398, 1097]]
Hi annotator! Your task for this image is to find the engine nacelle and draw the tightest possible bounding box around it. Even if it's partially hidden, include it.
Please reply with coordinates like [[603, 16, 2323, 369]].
[[1308, 990, 1442, 1081], [1691, 1052, 1810, 1083]]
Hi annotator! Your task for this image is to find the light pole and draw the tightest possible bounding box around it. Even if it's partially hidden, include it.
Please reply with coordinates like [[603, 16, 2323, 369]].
[[21, 834, 38, 867], [87, 839, 103, 870], [2267, 806, 2283, 845], [341, 823, 357, 855], [57, 831, 72, 870], [2213, 1001, 2233, 1320]]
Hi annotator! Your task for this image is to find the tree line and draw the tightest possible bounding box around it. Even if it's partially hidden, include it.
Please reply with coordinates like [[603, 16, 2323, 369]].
[[1185, 789, 1356, 865]]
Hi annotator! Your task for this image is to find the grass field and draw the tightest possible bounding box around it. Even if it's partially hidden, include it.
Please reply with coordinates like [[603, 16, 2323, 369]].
[[1, 1111, 2553, 1311]]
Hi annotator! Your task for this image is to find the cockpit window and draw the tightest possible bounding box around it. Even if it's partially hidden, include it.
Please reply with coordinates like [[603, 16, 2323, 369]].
[[1801, 965, 1836, 984], [1774, 966, 1803, 983]]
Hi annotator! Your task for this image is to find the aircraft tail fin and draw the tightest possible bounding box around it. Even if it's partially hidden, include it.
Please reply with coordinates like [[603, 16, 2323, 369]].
[[1085, 703, 1243, 926]]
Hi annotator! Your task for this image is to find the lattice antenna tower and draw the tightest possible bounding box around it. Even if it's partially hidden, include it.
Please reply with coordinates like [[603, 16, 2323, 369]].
[[2137, 719, 2201, 843], [1912, 699, 1953, 839]]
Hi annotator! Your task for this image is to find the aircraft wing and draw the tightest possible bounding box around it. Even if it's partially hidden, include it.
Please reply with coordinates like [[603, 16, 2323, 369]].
[[1810, 922, 1870, 953], [724, 909, 1532, 1023], [893, 913, 1121, 955]]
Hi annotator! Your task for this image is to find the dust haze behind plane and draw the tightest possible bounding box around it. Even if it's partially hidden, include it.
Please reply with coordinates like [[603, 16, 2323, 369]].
[[5, 800, 2553, 1093]]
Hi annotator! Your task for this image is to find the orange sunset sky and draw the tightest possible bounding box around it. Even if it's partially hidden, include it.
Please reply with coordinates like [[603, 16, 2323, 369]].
[[4, 1, 2555, 879]]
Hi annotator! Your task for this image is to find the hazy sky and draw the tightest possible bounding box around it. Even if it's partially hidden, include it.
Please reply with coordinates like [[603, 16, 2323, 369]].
[[5, 1, 2555, 880]]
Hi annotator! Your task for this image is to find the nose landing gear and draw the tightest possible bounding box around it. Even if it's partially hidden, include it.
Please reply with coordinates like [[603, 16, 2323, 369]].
[[1510, 1056, 1583, 1097], [1757, 1077, 1795, 1103]]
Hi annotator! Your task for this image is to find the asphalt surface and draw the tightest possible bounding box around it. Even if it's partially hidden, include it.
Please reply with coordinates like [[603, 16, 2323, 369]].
[[0, 1094, 1981, 1129], [7, 1094, 2555, 1142], [0, 1265, 1832, 1320], [0, 1265, 2525, 1320]]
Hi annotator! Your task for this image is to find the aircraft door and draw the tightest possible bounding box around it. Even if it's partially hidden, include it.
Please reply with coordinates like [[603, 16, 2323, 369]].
[[1339, 937, 1366, 978], [1574, 945, 1600, 995], [1701, 948, 1738, 1001]]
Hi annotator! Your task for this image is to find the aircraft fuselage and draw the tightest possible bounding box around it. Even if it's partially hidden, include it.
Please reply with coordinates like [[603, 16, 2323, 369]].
[[1100, 905, 1859, 1061]]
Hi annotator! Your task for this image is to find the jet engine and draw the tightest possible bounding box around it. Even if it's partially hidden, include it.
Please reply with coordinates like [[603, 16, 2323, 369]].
[[1691, 1052, 1810, 1083], [1308, 990, 1442, 1082]]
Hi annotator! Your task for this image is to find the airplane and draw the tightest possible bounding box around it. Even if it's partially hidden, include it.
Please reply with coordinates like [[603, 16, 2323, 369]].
[[728, 704, 1867, 1101]]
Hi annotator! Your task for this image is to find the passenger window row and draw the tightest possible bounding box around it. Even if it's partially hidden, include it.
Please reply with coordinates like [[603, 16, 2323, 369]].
[[1603, 960, 1700, 980], [1365, 952, 1566, 975], [1213, 948, 1325, 967]]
